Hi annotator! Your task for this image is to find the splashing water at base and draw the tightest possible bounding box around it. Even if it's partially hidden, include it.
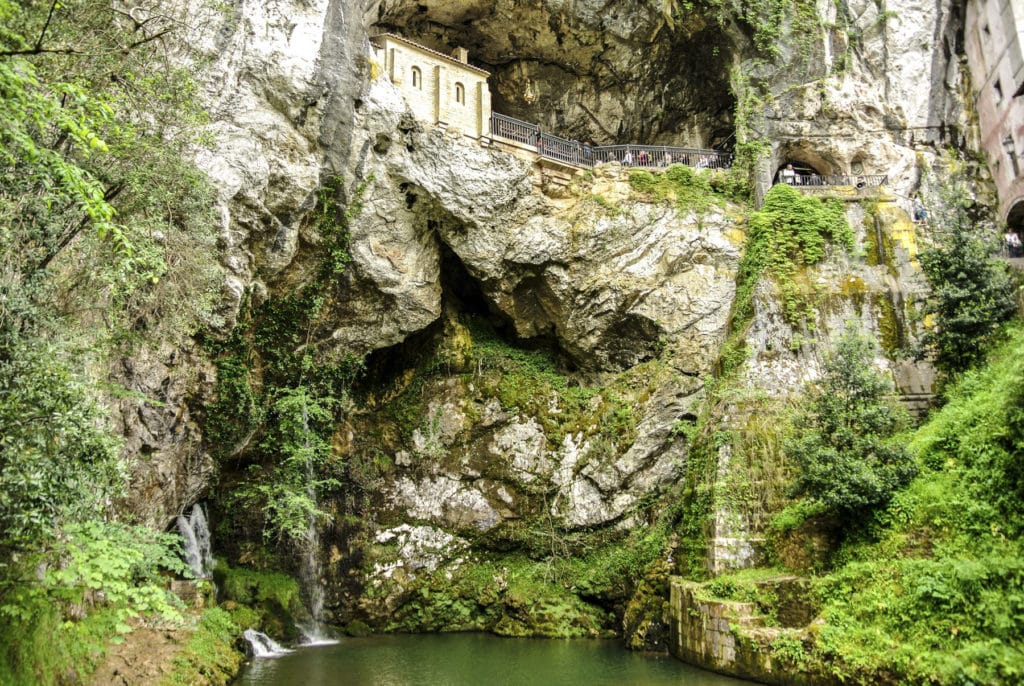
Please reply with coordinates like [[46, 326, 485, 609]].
[[243, 629, 293, 658]]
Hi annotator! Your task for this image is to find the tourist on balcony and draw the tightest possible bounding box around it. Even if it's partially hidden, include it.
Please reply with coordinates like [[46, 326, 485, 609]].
[[623, 149, 633, 166], [781, 164, 797, 184], [1005, 230, 1022, 258], [637, 150, 649, 166]]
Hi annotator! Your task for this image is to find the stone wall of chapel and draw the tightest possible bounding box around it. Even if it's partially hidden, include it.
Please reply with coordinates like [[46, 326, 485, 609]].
[[376, 37, 491, 139]]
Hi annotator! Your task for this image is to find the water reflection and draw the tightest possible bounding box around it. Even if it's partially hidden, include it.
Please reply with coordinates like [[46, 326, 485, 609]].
[[236, 634, 752, 686]]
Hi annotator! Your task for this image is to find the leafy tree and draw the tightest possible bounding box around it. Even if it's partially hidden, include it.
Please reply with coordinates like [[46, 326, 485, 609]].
[[786, 326, 917, 517], [917, 185, 1017, 376], [0, 341, 123, 550], [0, 2, 222, 669], [0, 0, 219, 348]]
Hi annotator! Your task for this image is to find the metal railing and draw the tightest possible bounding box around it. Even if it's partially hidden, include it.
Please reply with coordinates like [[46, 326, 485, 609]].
[[489, 112, 733, 170], [538, 131, 591, 166], [490, 112, 540, 147], [774, 173, 888, 188], [593, 145, 733, 169]]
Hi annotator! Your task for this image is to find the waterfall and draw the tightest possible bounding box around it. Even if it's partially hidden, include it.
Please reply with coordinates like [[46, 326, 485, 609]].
[[242, 629, 292, 658], [296, 400, 337, 645], [177, 503, 215, 579]]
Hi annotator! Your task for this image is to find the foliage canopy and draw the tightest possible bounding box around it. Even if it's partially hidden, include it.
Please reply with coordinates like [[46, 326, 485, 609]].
[[0, 0, 223, 679], [917, 185, 1016, 376], [785, 326, 916, 516]]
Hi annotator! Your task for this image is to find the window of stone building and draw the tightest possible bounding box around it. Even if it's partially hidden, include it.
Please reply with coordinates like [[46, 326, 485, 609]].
[[455, 82, 465, 105], [411, 66, 422, 89], [994, 79, 1003, 104], [1004, 136, 1021, 177]]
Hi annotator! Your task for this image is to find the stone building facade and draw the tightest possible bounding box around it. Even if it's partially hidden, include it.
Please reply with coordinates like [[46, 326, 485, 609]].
[[372, 33, 492, 141], [965, 0, 1024, 227]]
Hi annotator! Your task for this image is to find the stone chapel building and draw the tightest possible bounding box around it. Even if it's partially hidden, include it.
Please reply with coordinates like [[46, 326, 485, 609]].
[[372, 33, 493, 141]]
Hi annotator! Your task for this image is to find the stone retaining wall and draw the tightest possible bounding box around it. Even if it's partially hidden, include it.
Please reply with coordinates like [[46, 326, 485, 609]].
[[668, 577, 831, 686]]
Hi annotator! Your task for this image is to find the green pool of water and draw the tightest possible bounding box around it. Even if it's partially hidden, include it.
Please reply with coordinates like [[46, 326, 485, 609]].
[[235, 633, 753, 686]]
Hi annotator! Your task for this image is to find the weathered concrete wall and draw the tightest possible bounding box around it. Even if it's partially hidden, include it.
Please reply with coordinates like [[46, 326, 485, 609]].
[[669, 578, 779, 682]]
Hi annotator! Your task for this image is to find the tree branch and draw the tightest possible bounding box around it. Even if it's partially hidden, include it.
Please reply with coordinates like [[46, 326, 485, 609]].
[[33, 0, 60, 52], [126, 27, 175, 50], [0, 47, 81, 57]]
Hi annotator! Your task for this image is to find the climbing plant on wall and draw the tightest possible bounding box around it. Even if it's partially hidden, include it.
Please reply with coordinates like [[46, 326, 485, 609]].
[[719, 183, 851, 375]]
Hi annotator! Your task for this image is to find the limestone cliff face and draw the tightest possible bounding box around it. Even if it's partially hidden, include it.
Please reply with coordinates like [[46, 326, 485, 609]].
[[116, 0, 984, 644], [753, 0, 968, 201], [323, 74, 744, 626], [342, 74, 739, 370]]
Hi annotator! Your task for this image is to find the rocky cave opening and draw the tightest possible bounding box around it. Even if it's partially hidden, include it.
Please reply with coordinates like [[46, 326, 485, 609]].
[[373, 0, 739, 149], [773, 142, 842, 181], [1007, 199, 1024, 236], [358, 235, 579, 396]]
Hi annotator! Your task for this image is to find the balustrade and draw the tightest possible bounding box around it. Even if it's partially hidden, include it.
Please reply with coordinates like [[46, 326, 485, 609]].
[[775, 173, 888, 188], [489, 113, 733, 170]]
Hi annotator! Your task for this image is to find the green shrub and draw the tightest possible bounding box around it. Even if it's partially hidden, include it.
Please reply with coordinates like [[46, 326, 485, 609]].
[[217, 564, 304, 639], [627, 170, 658, 192], [0, 342, 124, 550], [785, 327, 916, 518], [917, 185, 1016, 376], [911, 324, 1024, 525], [787, 327, 1024, 684], [0, 521, 188, 685]]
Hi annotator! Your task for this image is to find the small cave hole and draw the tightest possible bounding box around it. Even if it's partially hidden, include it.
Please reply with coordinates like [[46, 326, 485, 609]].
[[438, 242, 494, 318], [373, 133, 392, 155]]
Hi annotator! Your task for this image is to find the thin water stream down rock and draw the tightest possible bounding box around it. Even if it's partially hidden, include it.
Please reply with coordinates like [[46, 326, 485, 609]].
[[177, 504, 215, 580]]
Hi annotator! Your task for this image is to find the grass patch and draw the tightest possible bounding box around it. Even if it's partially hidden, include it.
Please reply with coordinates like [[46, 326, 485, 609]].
[[162, 608, 242, 686], [627, 164, 744, 213], [741, 325, 1024, 683]]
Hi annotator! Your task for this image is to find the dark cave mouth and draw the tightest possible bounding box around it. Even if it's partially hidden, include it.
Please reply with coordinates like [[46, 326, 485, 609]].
[[358, 240, 580, 396]]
